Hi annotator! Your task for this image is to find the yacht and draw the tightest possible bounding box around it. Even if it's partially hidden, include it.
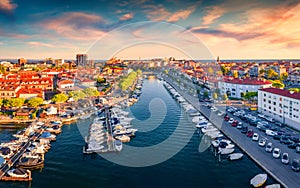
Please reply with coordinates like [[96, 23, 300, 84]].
[[250, 174, 267, 188], [228, 153, 243, 160], [7, 168, 30, 178], [114, 139, 123, 152]]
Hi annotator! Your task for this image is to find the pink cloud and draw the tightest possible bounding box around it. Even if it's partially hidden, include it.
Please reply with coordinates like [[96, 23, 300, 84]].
[[167, 7, 195, 22], [27, 41, 55, 48], [41, 12, 106, 41], [119, 13, 134, 21], [0, 0, 17, 12], [202, 6, 225, 25]]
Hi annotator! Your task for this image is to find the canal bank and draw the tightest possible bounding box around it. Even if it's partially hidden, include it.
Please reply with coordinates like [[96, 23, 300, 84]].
[[162, 74, 299, 188]]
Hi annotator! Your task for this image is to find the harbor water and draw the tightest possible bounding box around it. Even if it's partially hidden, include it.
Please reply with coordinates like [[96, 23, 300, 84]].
[[0, 78, 276, 188]]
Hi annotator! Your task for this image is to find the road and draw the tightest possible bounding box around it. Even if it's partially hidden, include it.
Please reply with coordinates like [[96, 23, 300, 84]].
[[162, 74, 300, 188]]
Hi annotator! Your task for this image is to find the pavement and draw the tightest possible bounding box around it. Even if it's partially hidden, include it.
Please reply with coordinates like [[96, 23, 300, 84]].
[[162, 74, 300, 188]]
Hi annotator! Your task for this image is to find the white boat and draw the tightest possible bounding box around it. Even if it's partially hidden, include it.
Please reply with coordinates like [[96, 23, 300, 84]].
[[201, 127, 218, 133], [250, 174, 267, 188], [7, 168, 30, 178], [114, 140, 123, 152], [218, 148, 234, 155], [265, 184, 281, 188], [211, 140, 220, 147], [115, 135, 131, 142], [228, 153, 244, 160]]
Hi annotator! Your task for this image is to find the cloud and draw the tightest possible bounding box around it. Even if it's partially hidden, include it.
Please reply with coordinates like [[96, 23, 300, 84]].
[[202, 6, 225, 25], [119, 13, 134, 21], [0, 0, 17, 12], [27, 41, 55, 48], [41, 12, 106, 41], [144, 4, 195, 22], [0, 28, 28, 39], [167, 7, 195, 22]]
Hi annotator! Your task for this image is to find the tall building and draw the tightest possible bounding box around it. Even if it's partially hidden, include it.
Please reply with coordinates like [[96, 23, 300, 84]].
[[76, 54, 88, 67], [258, 88, 300, 130], [18, 58, 27, 66]]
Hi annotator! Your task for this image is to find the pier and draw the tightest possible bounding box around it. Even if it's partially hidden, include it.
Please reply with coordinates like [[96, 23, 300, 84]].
[[162, 74, 299, 188]]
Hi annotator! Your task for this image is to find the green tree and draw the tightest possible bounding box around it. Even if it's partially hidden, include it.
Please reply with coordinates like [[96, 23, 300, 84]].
[[96, 77, 106, 84], [136, 69, 142, 75], [213, 92, 218, 100], [6, 98, 25, 108], [281, 72, 288, 80], [222, 94, 228, 100], [51, 93, 68, 103], [68, 90, 86, 101], [267, 68, 278, 79], [288, 88, 300, 92], [0, 99, 3, 107], [203, 91, 209, 98], [221, 66, 229, 75], [83, 88, 100, 97], [244, 92, 258, 100], [0, 65, 6, 74], [272, 81, 284, 89], [119, 71, 138, 91], [27, 97, 43, 108]]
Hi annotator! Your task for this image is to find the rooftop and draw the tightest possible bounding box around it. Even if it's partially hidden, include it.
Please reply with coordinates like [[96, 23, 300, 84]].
[[259, 88, 300, 100], [222, 77, 272, 85]]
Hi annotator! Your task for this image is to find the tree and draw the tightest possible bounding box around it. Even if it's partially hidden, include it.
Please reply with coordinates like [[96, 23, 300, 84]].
[[27, 97, 43, 108], [136, 69, 142, 75], [83, 88, 100, 97], [68, 90, 86, 101], [96, 77, 106, 84], [272, 81, 284, 89], [233, 71, 239, 78], [203, 91, 209, 98], [222, 94, 228, 100], [244, 92, 258, 100], [281, 72, 288, 81], [288, 88, 300, 92], [51, 93, 68, 103], [6, 98, 25, 108], [267, 68, 278, 79], [213, 92, 218, 100], [221, 66, 229, 75], [0, 65, 6, 74], [0, 99, 2, 107]]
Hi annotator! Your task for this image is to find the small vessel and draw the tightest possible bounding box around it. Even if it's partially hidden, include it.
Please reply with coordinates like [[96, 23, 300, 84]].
[[201, 127, 218, 134], [7, 168, 30, 178], [115, 135, 131, 142], [228, 153, 243, 160], [265, 184, 280, 188], [114, 139, 123, 152], [250, 173, 267, 188], [218, 148, 234, 155], [16, 156, 44, 169]]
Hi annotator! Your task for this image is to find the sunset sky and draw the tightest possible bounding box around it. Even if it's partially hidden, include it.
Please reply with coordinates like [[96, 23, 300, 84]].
[[0, 0, 300, 60]]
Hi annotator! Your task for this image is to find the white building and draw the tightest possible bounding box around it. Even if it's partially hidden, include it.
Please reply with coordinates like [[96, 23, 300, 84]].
[[258, 88, 300, 130], [218, 77, 272, 99]]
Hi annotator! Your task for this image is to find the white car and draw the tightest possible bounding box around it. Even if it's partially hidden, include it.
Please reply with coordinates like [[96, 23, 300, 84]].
[[272, 148, 281, 158], [265, 129, 277, 136], [258, 114, 266, 119], [265, 142, 273, 152], [252, 133, 259, 141], [281, 153, 289, 165], [258, 138, 267, 147], [237, 122, 243, 129], [228, 118, 234, 124]]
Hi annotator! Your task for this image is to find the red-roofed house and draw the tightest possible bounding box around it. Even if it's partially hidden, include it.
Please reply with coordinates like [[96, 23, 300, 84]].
[[258, 88, 300, 130], [17, 88, 44, 99], [58, 79, 74, 89], [218, 77, 272, 99]]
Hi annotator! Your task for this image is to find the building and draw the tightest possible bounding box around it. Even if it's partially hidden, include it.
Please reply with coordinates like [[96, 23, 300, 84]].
[[287, 69, 300, 86], [76, 54, 88, 67], [218, 77, 272, 99], [58, 79, 74, 90], [258, 88, 300, 130], [18, 58, 27, 66]]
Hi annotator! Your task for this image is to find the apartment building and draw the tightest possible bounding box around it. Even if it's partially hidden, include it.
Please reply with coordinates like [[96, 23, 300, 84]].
[[258, 88, 300, 130]]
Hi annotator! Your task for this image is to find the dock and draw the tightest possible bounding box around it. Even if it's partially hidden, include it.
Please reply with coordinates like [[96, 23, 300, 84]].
[[162, 74, 299, 188]]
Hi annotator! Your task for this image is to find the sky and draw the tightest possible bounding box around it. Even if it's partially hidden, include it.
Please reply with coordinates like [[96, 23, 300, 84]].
[[0, 0, 300, 60]]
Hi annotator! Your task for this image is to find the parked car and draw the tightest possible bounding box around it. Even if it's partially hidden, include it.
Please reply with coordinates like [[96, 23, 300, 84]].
[[291, 159, 300, 172], [265, 142, 273, 152], [290, 136, 300, 143], [236, 122, 243, 129], [257, 125, 267, 132], [288, 143, 299, 149], [224, 116, 230, 121], [231, 120, 238, 127], [272, 148, 281, 158], [266, 117, 275, 123], [273, 134, 281, 140], [281, 153, 289, 165], [296, 145, 300, 153], [275, 121, 284, 127], [258, 138, 267, 147], [247, 129, 254, 138], [280, 136, 293, 145], [241, 125, 248, 134], [258, 114, 266, 119], [252, 133, 259, 141], [265, 129, 277, 136], [228, 118, 234, 124]]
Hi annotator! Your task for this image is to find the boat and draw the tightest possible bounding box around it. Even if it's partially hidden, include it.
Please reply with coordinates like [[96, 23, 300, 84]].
[[115, 135, 131, 142], [265, 184, 280, 188], [16, 156, 44, 169], [114, 139, 123, 152], [211, 140, 220, 148], [250, 174, 267, 188], [201, 127, 218, 133], [218, 148, 234, 155], [7, 168, 30, 178], [228, 153, 244, 160], [218, 141, 235, 149]]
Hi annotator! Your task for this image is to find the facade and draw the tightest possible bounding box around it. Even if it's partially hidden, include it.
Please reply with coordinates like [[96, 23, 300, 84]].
[[287, 70, 300, 86], [76, 54, 88, 67], [258, 88, 300, 130], [58, 79, 74, 89], [218, 77, 272, 99]]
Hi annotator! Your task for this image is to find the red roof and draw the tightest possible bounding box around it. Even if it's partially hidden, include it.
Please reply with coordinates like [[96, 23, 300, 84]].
[[59, 80, 74, 85], [259, 88, 300, 100], [223, 77, 272, 85]]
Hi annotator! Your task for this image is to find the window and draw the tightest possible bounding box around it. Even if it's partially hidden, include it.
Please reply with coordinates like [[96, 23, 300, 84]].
[[279, 97, 282, 101], [263, 99, 266, 102], [269, 106, 271, 110], [264, 93, 266, 97], [232, 88, 236, 91], [274, 108, 276, 111], [273, 102, 276, 105], [268, 100, 271, 104]]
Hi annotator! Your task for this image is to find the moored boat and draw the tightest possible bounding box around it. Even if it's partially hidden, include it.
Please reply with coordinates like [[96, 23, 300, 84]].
[[114, 139, 123, 152], [218, 148, 235, 155], [228, 153, 243, 160], [250, 173, 267, 188], [7, 168, 30, 178]]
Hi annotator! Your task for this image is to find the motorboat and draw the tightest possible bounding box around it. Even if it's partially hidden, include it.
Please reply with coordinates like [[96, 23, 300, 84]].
[[86, 142, 104, 152], [228, 153, 243, 160], [16, 156, 44, 169], [115, 135, 131, 142], [265, 184, 281, 188], [0, 147, 13, 158], [7, 168, 30, 178], [201, 127, 218, 134], [218, 141, 235, 149], [40, 132, 56, 141], [46, 125, 62, 134], [250, 174, 267, 188], [218, 148, 234, 155], [114, 139, 123, 152]]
